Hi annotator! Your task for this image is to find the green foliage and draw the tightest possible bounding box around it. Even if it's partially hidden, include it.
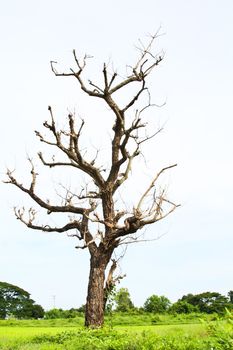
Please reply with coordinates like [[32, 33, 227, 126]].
[[203, 309, 233, 349], [44, 308, 82, 319], [105, 286, 117, 314], [77, 304, 86, 313], [32, 330, 79, 344], [169, 300, 199, 314], [150, 314, 161, 324], [30, 304, 46, 319], [228, 290, 233, 304], [114, 288, 134, 312], [0, 281, 44, 319], [144, 295, 171, 313], [105, 311, 211, 327], [181, 292, 230, 314], [0, 316, 84, 327], [31, 329, 207, 350]]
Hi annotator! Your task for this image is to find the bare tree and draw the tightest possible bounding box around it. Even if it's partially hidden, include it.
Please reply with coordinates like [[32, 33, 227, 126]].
[[5, 34, 179, 327]]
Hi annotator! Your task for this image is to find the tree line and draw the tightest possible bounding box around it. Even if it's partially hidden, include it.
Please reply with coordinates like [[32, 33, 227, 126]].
[[2, 282, 231, 320], [103, 288, 233, 315], [45, 288, 233, 319], [44, 288, 233, 319]]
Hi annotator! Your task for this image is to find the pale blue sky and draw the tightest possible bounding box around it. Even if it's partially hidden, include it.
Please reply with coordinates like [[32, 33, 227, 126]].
[[0, 0, 233, 309]]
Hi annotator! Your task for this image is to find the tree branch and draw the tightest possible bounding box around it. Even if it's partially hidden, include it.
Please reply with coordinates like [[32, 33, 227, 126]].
[[5, 33, 179, 266], [136, 164, 177, 212], [14, 207, 82, 233], [5, 169, 87, 215]]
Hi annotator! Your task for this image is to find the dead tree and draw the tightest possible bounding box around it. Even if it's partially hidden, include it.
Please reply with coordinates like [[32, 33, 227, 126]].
[[5, 34, 179, 327]]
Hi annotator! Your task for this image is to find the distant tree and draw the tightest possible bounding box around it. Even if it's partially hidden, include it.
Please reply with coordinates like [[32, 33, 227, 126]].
[[44, 308, 65, 319], [114, 288, 134, 312], [66, 308, 80, 318], [5, 34, 179, 327], [0, 290, 7, 319], [77, 304, 86, 313], [144, 295, 171, 313], [15, 302, 44, 319], [45, 308, 80, 319], [169, 300, 199, 314], [181, 292, 229, 314], [30, 304, 45, 319], [0, 281, 44, 319], [228, 291, 233, 304]]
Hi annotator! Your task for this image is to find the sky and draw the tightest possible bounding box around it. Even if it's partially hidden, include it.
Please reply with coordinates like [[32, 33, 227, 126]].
[[0, 0, 233, 310]]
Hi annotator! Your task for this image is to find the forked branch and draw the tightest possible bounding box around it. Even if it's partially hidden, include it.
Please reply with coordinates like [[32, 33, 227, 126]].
[[137, 164, 177, 212]]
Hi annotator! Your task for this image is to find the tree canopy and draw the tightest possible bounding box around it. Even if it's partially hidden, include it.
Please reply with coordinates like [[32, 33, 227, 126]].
[[169, 300, 199, 314], [0, 282, 44, 319], [180, 292, 230, 314], [144, 295, 171, 313], [114, 288, 134, 312], [228, 291, 233, 304]]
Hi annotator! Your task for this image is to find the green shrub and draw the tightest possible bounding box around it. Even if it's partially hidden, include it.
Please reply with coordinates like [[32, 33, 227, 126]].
[[151, 315, 161, 324], [204, 309, 233, 349], [31, 329, 214, 350], [169, 300, 199, 314]]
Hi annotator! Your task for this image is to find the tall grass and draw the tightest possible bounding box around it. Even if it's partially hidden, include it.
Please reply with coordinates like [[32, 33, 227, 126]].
[[0, 311, 232, 350]]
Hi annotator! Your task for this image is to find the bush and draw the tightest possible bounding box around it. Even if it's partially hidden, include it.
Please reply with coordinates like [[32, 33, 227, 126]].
[[151, 315, 161, 324], [205, 309, 233, 349], [44, 308, 81, 319], [32, 327, 232, 350]]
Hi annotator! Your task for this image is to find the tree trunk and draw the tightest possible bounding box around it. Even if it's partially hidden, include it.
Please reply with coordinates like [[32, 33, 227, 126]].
[[85, 254, 109, 327]]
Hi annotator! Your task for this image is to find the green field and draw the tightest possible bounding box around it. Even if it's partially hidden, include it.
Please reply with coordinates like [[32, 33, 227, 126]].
[[0, 314, 232, 350]]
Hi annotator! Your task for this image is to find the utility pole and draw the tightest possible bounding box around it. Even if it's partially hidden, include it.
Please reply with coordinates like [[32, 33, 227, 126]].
[[52, 295, 56, 309]]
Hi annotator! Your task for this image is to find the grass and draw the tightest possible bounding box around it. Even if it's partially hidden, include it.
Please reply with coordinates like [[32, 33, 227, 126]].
[[115, 323, 206, 336], [0, 312, 232, 350], [0, 318, 84, 327]]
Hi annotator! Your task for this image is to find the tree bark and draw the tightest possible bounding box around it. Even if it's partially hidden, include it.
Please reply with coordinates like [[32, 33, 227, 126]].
[[85, 253, 109, 327]]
